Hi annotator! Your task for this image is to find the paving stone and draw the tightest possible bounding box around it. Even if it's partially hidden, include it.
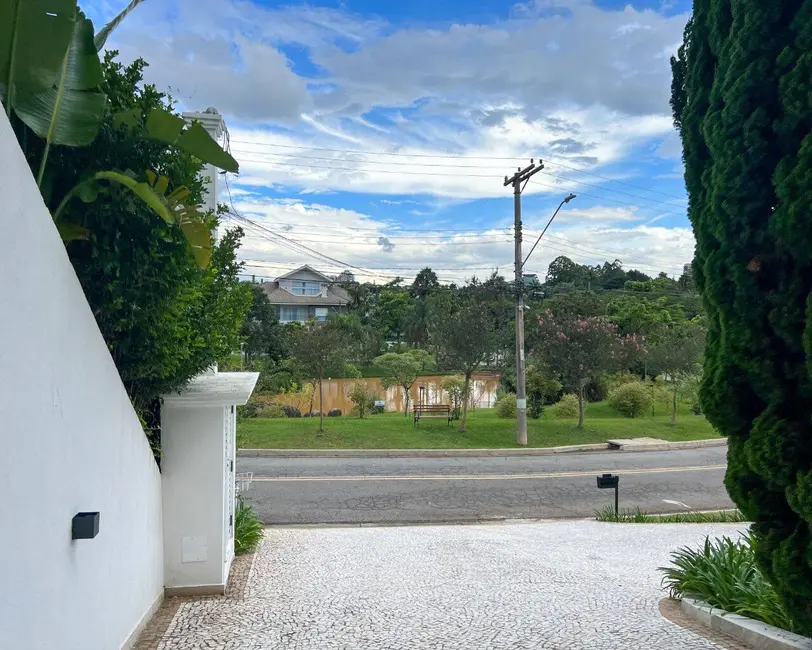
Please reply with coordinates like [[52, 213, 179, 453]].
[[141, 521, 749, 649]]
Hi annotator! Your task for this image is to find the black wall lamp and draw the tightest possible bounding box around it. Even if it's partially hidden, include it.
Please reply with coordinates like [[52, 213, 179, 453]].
[[72, 512, 100, 540], [596, 474, 619, 516]]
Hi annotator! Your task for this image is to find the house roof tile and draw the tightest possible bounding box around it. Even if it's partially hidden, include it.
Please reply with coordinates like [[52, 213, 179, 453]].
[[259, 282, 350, 306]]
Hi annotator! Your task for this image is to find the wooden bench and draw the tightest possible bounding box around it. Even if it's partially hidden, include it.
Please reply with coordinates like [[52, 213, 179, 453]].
[[413, 404, 452, 427]]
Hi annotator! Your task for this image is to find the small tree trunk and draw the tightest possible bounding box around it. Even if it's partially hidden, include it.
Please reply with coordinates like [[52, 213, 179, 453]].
[[460, 373, 471, 432], [404, 386, 410, 416], [671, 384, 678, 426], [318, 376, 324, 432], [577, 385, 585, 429]]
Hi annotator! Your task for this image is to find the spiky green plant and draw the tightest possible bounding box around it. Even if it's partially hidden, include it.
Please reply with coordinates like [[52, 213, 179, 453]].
[[596, 507, 746, 524], [659, 534, 796, 633], [234, 498, 263, 555]]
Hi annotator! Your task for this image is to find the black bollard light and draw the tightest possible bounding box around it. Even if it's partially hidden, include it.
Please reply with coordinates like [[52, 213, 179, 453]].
[[596, 473, 619, 517]]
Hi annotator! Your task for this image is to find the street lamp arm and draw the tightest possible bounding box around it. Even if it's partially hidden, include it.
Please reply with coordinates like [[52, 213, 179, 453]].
[[521, 193, 576, 269]]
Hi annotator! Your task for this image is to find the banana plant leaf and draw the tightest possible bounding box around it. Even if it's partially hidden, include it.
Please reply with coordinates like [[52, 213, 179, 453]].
[[0, 0, 76, 107], [178, 217, 212, 268], [56, 221, 89, 242], [94, 0, 148, 51], [112, 106, 142, 129], [55, 169, 212, 267], [146, 107, 239, 173], [14, 11, 106, 147], [94, 170, 173, 223]]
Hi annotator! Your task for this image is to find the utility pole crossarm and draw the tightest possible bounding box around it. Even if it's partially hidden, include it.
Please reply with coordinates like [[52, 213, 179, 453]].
[[504, 160, 545, 187]]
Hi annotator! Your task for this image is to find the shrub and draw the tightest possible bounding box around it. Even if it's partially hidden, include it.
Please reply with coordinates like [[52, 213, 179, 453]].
[[256, 405, 284, 419], [238, 401, 261, 420], [281, 406, 301, 418], [495, 393, 517, 419], [342, 363, 362, 379], [554, 394, 580, 419], [659, 534, 797, 633], [607, 371, 641, 391], [526, 366, 562, 419], [346, 382, 375, 418], [234, 498, 263, 555], [607, 382, 652, 418], [327, 408, 342, 417], [275, 382, 315, 415]]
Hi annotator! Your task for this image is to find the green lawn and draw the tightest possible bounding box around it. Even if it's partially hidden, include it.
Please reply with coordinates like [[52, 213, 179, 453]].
[[238, 400, 720, 449]]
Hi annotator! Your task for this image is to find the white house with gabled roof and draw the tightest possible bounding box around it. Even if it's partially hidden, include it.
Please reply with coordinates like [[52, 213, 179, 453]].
[[260, 265, 350, 323]]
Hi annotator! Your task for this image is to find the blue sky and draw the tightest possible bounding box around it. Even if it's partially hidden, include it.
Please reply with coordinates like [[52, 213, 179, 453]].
[[86, 0, 694, 284]]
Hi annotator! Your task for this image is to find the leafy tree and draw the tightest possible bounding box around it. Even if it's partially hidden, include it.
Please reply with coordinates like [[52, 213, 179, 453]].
[[241, 284, 286, 365], [375, 288, 413, 345], [374, 350, 433, 415], [672, 1, 812, 629], [540, 290, 607, 318], [526, 366, 562, 419], [465, 272, 514, 364], [287, 319, 352, 432], [24, 54, 251, 419], [546, 256, 588, 286], [407, 267, 440, 348], [606, 295, 684, 339], [346, 382, 375, 419], [531, 312, 643, 428], [647, 323, 706, 424], [626, 269, 651, 283], [441, 375, 470, 420], [410, 267, 440, 299], [430, 289, 500, 431]]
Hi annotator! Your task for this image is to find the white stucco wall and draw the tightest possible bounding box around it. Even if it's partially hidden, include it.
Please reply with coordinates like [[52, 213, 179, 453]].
[[0, 112, 164, 648], [161, 405, 228, 591]]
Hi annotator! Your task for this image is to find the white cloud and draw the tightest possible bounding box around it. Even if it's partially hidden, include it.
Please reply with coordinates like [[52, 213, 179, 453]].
[[310, 0, 688, 119]]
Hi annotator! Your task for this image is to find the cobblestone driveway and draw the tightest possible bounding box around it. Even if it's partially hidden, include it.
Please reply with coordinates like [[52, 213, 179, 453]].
[[156, 521, 746, 649]]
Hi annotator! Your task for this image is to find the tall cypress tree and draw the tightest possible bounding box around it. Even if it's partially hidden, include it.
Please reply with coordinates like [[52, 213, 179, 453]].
[[672, 0, 812, 631]]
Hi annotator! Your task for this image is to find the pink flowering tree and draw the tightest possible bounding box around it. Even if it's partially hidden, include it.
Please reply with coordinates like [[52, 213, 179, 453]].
[[531, 311, 645, 428]]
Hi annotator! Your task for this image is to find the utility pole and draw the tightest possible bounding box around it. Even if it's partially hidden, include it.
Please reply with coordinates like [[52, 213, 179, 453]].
[[504, 160, 545, 446]]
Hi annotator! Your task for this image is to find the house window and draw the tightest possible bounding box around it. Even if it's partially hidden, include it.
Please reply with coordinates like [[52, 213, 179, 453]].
[[315, 307, 329, 322], [291, 281, 321, 296], [280, 307, 305, 323]]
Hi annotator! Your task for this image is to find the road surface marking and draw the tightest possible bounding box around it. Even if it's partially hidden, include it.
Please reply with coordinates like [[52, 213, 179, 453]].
[[250, 464, 726, 482]]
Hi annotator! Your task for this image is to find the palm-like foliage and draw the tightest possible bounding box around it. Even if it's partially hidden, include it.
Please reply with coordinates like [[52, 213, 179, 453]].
[[0, 1, 238, 267]]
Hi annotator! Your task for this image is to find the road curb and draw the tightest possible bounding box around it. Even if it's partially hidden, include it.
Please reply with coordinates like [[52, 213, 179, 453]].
[[680, 597, 812, 650], [237, 438, 725, 458]]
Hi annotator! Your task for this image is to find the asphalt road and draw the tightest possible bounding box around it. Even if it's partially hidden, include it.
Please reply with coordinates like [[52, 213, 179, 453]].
[[238, 447, 733, 525]]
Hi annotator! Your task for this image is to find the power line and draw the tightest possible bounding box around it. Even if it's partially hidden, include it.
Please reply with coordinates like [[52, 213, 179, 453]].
[[224, 176, 393, 279], [237, 156, 500, 178], [233, 149, 686, 211], [241, 259, 508, 273], [230, 139, 687, 200], [226, 219, 512, 247], [228, 224, 512, 240], [527, 178, 681, 217], [235, 156, 686, 218]]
